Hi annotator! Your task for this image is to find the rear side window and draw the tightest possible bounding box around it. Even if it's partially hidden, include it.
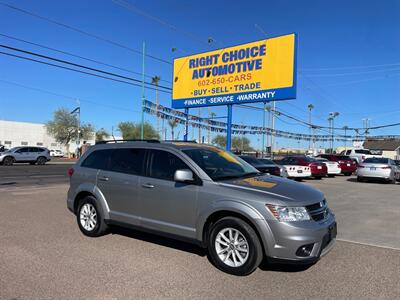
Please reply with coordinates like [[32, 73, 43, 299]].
[[16, 147, 29, 153], [109, 148, 146, 175], [81, 149, 112, 170], [149, 150, 188, 181], [355, 149, 372, 155]]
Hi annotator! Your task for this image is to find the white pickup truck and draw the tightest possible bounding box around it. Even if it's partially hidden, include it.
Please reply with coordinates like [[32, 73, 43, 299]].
[[340, 148, 380, 164]]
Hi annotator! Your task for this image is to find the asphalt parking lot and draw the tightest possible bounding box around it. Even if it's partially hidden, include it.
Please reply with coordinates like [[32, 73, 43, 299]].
[[0, 164, 399, 299]]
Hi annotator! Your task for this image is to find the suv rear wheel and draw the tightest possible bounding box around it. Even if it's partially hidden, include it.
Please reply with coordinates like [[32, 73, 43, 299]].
[[208, 217, 263, 276], [36, 156, 47, 165], [77, 196, 108, 237]]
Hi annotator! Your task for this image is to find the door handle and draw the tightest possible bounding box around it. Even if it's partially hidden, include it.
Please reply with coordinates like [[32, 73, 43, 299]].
[[98, 176, 109, 182], [142, 183, 155, 188]]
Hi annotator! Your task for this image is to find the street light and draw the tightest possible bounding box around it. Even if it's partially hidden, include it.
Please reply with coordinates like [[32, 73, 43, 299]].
[[328, 112, 339, 153]]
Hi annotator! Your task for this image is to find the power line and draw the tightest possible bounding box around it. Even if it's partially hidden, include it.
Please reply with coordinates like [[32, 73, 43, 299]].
[[0, 2, 171, 65], [0, 50, 172, 94], [0, 78, 141, 113], [300, 68, 400, 77], [111, 0, 214, 47], [0, 33, 172, 84], [0, 44, 173, 92], [300, 62, 400, 72]]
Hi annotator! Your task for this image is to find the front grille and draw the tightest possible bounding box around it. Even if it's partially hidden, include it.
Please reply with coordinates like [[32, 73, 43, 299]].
[[306, 200, 329, 222]]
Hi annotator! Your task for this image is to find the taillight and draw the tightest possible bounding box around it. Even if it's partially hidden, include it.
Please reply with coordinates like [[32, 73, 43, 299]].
[[67, 168, 74, 177]]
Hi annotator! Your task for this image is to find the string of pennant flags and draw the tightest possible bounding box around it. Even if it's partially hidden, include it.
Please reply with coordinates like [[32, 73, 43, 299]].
[[143, 100, 396, 142]]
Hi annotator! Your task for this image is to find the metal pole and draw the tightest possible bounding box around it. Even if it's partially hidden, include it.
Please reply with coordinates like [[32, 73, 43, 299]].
[[184, 108, 189, 141], [140, 41, 145, 140], [226, 104, 232, 151], [198, 108, 201, 143], [332, 118, 335, 153], [262, 102, 266, 157], [271, 101, 276, 159], [344, 127, 347, 151], [77, 99, 80, 156]]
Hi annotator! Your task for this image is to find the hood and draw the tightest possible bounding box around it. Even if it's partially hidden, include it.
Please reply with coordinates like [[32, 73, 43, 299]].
[[217, 174, 324, 206]]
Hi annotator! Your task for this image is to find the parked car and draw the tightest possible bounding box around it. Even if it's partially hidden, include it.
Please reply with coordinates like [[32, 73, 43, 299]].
[[357, 157, 399, 183], [314, 158, 341, 177], [276, 158, 311, 179], [316, 154, 357, 176], [258, 158, 288, 177], [340, 148, 380, 164], [239, 156, 281, 176], [50, 149, 65, 157], [281, 156, 327, 179], [0, 146, 51, 166], [67, 140, 336, 276]]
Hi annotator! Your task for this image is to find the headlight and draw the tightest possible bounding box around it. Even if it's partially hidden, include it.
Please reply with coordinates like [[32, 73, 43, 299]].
[[266, 205, 310, 222]]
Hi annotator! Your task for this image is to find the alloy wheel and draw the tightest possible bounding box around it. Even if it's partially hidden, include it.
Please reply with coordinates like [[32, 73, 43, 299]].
[[79, 203, 97, 231], [215, 227, 249, 267]]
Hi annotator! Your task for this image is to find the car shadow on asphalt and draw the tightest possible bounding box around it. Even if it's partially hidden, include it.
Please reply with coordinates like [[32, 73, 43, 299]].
[[347, 178, 396, 184], [109, 226, 314, 273], [109, 225, 207, 257]]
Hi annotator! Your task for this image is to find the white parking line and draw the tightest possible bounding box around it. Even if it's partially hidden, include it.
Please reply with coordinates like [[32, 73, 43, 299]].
[[337, 238, 400, 251]]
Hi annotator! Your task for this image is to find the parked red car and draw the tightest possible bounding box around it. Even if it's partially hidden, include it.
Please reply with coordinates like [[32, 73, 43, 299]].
[[316, 154, 357, 176], [280, 156, 327, 179]]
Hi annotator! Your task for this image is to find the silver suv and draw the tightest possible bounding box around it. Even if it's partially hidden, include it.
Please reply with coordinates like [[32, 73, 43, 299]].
[[67, 140, 336, 275], [0, 146, 51, 166]]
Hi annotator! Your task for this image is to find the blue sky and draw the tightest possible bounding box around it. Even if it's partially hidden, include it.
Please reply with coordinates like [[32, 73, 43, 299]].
[[0, 0, 399, 149]]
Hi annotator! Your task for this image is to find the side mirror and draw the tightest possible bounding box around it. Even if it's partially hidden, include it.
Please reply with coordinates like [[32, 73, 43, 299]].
[[174, 169, 194, 183]]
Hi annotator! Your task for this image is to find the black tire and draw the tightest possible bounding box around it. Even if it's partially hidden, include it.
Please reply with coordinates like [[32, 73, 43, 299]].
[[208, 217, 263, 276], [344, 172, 352, 176], [3, 156, 14, 166], [76, 196, 108, 237], [36, 156, 47, 165], [314, 176, 323, 180], [327, 174, 335, 178]]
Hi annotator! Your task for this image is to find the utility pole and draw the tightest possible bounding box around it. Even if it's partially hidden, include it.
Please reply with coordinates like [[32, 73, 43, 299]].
[[140, 41, 145, 140], [271, 101, 276, 159], [198, 108, 201, 143], [328, 112, 339, 153], [343, 125, 349, 151], [308, 104, 314, 153], [77, 99, 80, 149], [362, 118, 371, 137], [262, 102, 266, 157]]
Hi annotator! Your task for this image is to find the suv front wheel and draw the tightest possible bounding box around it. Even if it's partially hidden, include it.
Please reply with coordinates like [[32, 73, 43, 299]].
[[208, 217, 263, 276], [77, 196, 108, 237]]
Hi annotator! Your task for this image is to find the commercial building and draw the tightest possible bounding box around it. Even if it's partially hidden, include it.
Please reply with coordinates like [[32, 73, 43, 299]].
[[363, 138, 400, 160], [0, 120, 94, 153]]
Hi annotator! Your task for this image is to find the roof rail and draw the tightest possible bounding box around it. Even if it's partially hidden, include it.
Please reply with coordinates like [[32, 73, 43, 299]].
[[163, 140, 197, 143], [95, 139, 160, 145]]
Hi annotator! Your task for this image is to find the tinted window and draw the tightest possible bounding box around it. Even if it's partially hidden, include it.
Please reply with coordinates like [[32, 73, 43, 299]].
[[149, 150, 189, 181], [109, 148, 145, 175], [81, 149, 112, 170], [16, 147, 29, 153], [363, 157, 388, 164], [239, 156, 261, 165], [346, 150, 351, 155], [259, 158, 275, 165], [336, 156, 351, 160], [355, 149, 372, 155]]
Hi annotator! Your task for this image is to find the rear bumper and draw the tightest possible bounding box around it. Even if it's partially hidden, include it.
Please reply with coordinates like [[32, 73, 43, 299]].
[[257, 213, 337, 262], [357, 169, 391, 179]]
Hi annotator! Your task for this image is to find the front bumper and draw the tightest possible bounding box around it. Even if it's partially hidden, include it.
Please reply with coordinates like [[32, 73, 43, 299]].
[[257, 213, 337, 262]]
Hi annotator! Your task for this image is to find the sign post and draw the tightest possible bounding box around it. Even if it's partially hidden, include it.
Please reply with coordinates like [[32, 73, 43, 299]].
[[226, 105, 233, 150], [171, 33, 297, 150], [184, 107, 189, 141]]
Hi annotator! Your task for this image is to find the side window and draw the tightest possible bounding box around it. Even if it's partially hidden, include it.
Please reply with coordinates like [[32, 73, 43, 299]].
[[81, 149, 112, 170], [29, 147, 40, 153], [346, 150, 351, 155], [109, 148, 146, 175], [16, 147, 29, 153], [149, 150, 189, 181]]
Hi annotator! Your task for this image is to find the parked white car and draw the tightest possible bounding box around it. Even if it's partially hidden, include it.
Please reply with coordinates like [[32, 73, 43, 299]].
[[340, 148, 380, 164], [50, 149, 64, 157], [280, 164, 312, 179], [357, 157, 399, 183], [315, 158, 341, 177]]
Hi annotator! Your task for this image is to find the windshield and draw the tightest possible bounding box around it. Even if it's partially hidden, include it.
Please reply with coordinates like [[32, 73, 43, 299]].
[[239, 156, 262, 165], [183, 147, 258, 181], [363, 157, 389, 164], [258, 158, 275, 165]]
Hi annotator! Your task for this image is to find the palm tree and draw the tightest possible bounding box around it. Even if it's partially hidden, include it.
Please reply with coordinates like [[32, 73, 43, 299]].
[[168, 119, 178, 140], [152, 76, 161, 134]]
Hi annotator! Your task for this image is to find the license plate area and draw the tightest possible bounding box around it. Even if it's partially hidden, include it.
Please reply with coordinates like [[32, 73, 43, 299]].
[[297, 170, 303, 173], [370, 167, 376, 171]]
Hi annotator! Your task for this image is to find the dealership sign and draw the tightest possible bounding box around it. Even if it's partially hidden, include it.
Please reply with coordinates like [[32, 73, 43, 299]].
[[172, 33, 297, 109]]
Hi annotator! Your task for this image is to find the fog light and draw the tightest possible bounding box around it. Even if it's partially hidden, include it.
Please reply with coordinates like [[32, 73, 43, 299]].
[[296, 244, 314, 257]]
